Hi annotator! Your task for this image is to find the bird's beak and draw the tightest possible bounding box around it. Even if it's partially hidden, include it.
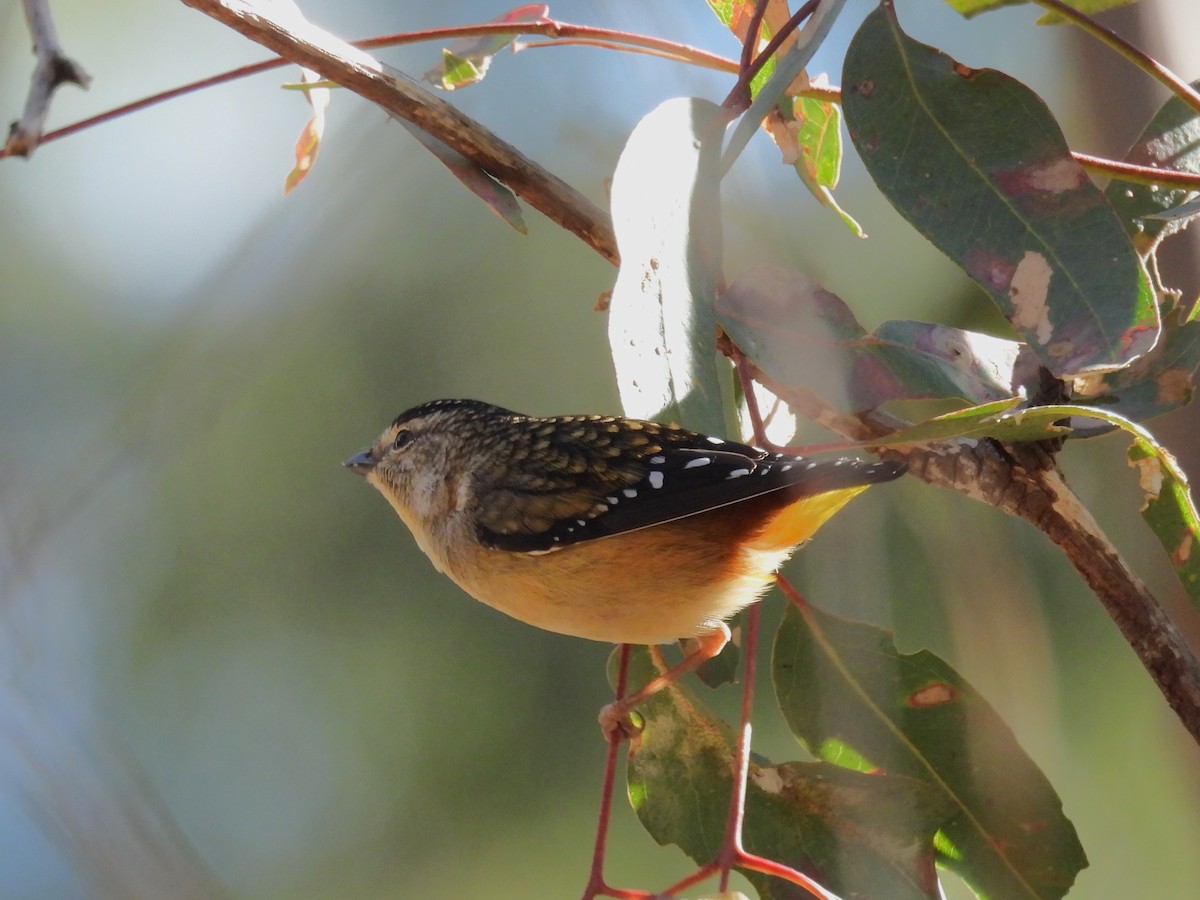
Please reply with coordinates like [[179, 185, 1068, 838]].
[[344, 450, 376, 475]]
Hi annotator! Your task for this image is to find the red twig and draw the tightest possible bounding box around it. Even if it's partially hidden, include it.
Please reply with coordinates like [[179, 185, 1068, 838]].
[[581, 644, 653, 900], [655, 603, 837, 899], [0, 19, 737, 160]]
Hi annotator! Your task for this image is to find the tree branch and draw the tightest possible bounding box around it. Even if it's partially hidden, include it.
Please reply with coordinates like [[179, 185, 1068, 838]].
[[6, 0, 91, 157], [180, 0, 617, 264], [900, 438, 1200, 744]]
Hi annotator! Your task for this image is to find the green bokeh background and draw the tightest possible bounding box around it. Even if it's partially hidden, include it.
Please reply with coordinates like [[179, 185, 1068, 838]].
[[1, 1, 1198, 897]]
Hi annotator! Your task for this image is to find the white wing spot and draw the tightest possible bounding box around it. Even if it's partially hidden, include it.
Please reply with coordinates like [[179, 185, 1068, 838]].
[[623, 488, 638, 498], [606, 496, 619, 504], [781, 464, 792, 471], [706, 436, 725, 445], [649, 455, 666, 464], [728, 468, 750, 478], [648, 471, 665, 489], [576, 519, 587, 526], [684, 457, 712, 469]]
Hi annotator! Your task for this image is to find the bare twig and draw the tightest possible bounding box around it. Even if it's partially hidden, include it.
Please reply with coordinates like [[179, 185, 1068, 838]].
[[180, 0, 617, 263], [6, 0, 91, 157]]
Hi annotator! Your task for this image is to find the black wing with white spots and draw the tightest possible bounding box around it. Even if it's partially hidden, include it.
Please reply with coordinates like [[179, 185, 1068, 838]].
[[446, 402, 904, 554]]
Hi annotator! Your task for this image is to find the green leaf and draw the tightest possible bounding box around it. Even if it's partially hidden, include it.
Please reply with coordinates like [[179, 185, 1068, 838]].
[[843, 4, 1159, 376], [422, 4, 548, 90], [622, 646, 953, 899], [1129, 436, 1200, 611], [608, 98, 731, 434], [795, 96, 842, 187], [780, 95, 866, 236], [1105, 79, 1200, 253], [872, 398, 1071, 446], [773, 602, 1088, 899]]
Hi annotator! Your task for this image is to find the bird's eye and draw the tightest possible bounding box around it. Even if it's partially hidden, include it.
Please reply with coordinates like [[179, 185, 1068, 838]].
[[392, 429, 413, 450]]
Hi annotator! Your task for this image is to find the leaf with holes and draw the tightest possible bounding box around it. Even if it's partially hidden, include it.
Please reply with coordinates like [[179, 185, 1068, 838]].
[[843, 4, 1158, 376], [1129, 436, 1200, 610], [774, 602, 1088, 899]]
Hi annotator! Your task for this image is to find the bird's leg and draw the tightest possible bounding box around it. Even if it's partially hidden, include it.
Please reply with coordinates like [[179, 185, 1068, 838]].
[[655, 599, 837, 899], [597, 623, 731, 741]]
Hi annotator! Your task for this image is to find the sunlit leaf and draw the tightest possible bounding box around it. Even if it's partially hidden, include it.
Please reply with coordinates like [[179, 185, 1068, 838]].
[[769, 93, 865, 236], [774, 602, 1088, 899], [843, 4, 1159, 376], [423, 4, 549, 90], [608, 98, 731, 434], [284, 68, 331, 194], [621, 646, 953, 899]]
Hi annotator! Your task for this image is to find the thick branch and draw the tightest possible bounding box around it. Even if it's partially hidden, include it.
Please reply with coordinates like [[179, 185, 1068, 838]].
[[902, 439, 1200, 744], [180, 0, 617, 264], [6, 0, 91, 157]]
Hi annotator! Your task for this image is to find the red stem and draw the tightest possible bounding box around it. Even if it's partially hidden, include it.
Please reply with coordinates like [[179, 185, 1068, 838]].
[[581, 645, 654, 900]]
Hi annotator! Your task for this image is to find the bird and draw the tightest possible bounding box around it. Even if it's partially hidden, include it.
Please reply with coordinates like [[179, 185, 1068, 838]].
[[346, 398, 904, 732]]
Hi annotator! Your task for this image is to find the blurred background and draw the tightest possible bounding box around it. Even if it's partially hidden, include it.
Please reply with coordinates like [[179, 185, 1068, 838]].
[[1, 0, 1199, 897]]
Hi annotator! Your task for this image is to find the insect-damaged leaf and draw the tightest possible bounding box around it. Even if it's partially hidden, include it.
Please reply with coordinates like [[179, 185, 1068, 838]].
[[842, 3, 1158, 377], [608, 98, 731, 435], [774, 601, 1087, 899], [620, 646, 952, 899], [1128, 433, 1200, 612]]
